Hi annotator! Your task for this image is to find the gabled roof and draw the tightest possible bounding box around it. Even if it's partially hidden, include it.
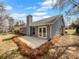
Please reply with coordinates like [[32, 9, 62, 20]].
[[31, 15, 63, 26]]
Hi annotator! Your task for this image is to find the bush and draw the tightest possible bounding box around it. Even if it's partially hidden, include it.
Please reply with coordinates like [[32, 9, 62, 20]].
[[76, 27, 79, 34]]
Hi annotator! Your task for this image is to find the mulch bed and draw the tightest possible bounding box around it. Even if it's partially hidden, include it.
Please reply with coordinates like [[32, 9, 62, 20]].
[[12, 36, 63, 59]]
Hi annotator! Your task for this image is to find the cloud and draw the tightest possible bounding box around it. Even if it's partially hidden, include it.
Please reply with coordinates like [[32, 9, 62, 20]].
[[33, 15, 51, 21], [10, 13, 27, 20], [41, 0, 52, 6], [10, 13, 26, 17], [26, 6, 37, 10], [33, 12, 47, 16], [4, 5, 13, 10], [43, 15, 51, 18], [10, 13, 51, 22], [37, 0, 58, 11], [42, 0, 57, 6], [37, 6, 52, 11], [37, 0, 52, 11]]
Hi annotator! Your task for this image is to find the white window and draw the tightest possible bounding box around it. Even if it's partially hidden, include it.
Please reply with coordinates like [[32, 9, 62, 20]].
[[38, 26, 47, 38]]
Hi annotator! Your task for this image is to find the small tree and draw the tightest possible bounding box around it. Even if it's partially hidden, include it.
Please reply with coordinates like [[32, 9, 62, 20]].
[[70, 23, 76, 28], [8, 17, 14, 32], [75, 18, 79, 26], [75, 19, 79, 33]]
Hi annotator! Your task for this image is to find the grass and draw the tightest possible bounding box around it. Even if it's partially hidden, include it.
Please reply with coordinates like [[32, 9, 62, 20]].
[[65, 29, 76, 35], [0, 49, 27, 59], [0, 33, 19, 41], [0, 34, 26, 59], [0, 34, 14, 38]]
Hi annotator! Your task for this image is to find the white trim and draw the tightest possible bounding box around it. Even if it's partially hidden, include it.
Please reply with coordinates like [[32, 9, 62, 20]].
[[38, 26, 47, 38]]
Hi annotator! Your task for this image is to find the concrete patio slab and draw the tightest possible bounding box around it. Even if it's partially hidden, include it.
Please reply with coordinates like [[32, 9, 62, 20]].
[[21, 36, 48, 49]]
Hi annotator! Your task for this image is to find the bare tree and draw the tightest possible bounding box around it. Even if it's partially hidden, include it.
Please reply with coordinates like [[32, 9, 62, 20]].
[[8, 17, 14, 32], [52, 0, 79, 15], [0, 0, 10, 33]]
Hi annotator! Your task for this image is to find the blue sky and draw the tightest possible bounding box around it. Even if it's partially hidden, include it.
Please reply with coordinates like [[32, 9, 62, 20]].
[[2, 0, 79, 25], [3, 0, 56, 21]]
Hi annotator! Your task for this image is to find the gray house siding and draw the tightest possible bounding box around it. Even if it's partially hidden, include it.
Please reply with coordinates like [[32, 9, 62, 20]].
[[50, 17, 64, 39], [49, 25, 53, 39], [30, 27, 33, 36], [35, 26, 38, 37], [47, 25, 50, 39]]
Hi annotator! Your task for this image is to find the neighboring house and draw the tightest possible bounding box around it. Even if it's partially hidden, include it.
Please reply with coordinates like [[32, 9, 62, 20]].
[[26, 15, 65, 39], [14, 23, 26, 35]]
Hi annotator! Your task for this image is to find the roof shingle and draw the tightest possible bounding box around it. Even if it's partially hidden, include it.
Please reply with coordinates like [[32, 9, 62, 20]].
[[31, 15, 63, 26]]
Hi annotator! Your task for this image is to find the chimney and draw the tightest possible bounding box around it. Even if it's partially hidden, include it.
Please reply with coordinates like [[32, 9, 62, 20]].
[[26, 15, 32, 35], [27, 15, 32, 26]]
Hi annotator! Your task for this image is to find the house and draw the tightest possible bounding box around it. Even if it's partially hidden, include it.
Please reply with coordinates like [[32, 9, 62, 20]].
[[14, 22, 26, 35], [26, 15, 65, 39]]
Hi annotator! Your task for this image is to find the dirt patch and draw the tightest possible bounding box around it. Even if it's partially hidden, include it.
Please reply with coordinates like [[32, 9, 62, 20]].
[[12, 36, 63, 59]]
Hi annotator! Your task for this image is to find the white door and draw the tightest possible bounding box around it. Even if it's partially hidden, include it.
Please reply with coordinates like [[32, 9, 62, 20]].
[[38, 26, 47, 38]]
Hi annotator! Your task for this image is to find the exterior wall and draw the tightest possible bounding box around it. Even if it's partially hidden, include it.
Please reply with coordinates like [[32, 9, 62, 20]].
[[49, 25, 53, 39], [30, 27, 33, 36], [35, 26, 38, 37], [50, 17, 64, 39], [47, 25, 50, 39], [30, 26, 38, 36]]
